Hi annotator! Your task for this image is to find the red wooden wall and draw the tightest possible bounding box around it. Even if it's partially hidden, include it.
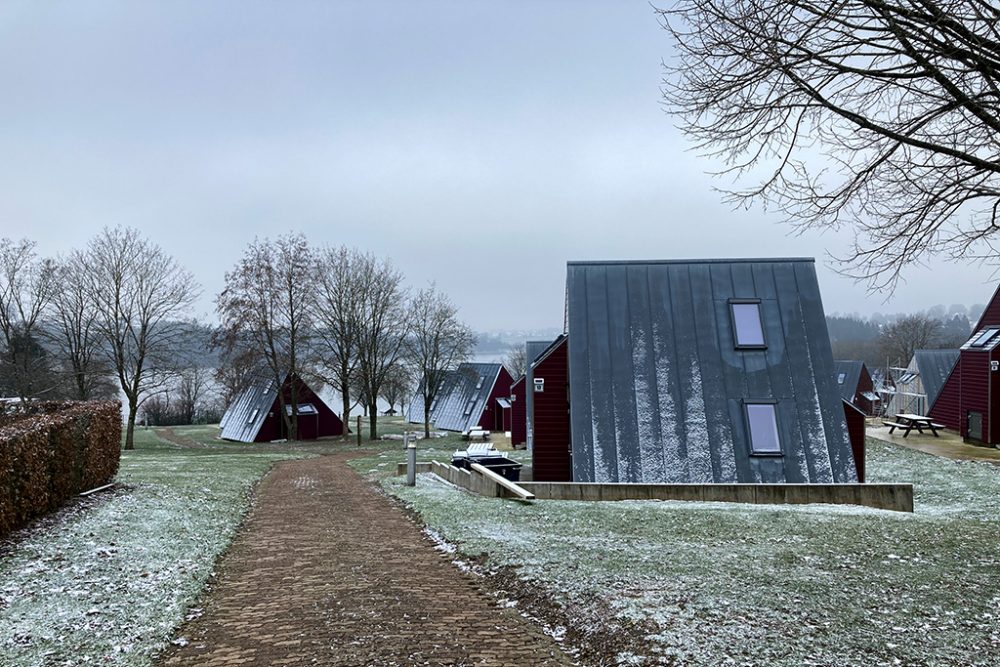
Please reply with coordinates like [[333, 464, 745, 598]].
[[929, 358, 962, 431], [842, 400, 866, 482], [510, 377, 526, 446], [478, 367, 514, 432], [254, 375, 344, 442], [531, 339, 572, 482]]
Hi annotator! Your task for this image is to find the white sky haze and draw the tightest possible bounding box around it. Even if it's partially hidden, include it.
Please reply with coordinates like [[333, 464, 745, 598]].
[[1, 1, 995, 329]]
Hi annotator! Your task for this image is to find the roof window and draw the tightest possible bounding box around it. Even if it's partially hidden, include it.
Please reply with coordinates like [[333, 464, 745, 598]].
[[730, 300, 766, 348], [969, 328, 1000, 348], [837, 373, 846, 384], [246, 408, 259, 425], [745, 402, 781, 455]]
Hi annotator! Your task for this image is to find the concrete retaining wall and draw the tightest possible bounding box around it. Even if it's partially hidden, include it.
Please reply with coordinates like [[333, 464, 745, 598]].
[[408, 461, 913, 512], [395, 462, 433, 476], [518, 482, 913, 512]]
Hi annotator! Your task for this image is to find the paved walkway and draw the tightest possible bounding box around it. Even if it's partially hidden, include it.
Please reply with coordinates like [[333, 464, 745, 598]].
[[869, 425, 1000, 466], [157, 453, 575, 667]]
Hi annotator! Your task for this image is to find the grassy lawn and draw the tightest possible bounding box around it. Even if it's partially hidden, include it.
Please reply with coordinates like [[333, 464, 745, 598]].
[[0, 424, 311, 667], [376, 439, 1000, 666]]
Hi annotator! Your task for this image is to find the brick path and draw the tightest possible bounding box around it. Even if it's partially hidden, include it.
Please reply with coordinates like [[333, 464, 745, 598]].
[[157, 453, 576, 667]]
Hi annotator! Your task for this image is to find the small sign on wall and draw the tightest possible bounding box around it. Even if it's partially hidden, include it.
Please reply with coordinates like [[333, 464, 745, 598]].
[[991, 360, 999, 372], [534, 378, 545, 392]]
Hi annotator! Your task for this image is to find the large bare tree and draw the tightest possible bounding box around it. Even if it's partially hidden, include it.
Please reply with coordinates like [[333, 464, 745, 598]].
[[311, 246, 365, 440], [354, 254, 407, 440], [405, 286, 476, 438], [49, 250, 114, 400], [82, 227, 200, 449], [660, 1, 1000, 289], [879, 314, 942, 366], [216, 234, 313, 441], [0, 238, 55, 400]]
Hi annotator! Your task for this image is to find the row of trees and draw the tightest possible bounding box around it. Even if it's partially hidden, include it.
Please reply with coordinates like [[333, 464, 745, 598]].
[[2, 230, 481, 446], [0, 230, 199, 449], [828, 311, 973, 369], [214, 234, 476, 441]]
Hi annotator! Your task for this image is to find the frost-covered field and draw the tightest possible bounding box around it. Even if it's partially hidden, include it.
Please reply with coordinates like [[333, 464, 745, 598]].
[[0, 429, 299, 667], [386, 440, 1000, 666]]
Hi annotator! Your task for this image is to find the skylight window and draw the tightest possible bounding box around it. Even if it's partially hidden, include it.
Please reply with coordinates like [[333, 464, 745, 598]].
[[246, 408, 259, 425], [730, 300, 766, 348], [837, 373, 846, 384], [745, 403, 781, 454], [970, 328, 1000, 348], [476, 376, 484, 390], [464, 400, 476, 415]]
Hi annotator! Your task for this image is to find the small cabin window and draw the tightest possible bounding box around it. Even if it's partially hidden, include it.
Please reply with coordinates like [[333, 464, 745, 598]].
[[730, 300, 766, 348], [970, 328, 1000, 348], [745, 402, 781, 455], [246, 408, 259, 424], [534, 378, 545, 393], [837, 373, 846, 384]]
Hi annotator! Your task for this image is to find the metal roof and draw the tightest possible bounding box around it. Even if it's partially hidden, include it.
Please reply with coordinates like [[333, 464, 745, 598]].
[[525, 340, 555, 450], [913, 349, 960, 407], [833, 360, 864, 401], [406, 363, 503, 432], [219, 373, 279, 442], [565, 258, 856, 484]]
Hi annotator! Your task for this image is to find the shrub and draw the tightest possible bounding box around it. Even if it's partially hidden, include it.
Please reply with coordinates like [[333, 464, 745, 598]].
[[0, 401, 122, 537]]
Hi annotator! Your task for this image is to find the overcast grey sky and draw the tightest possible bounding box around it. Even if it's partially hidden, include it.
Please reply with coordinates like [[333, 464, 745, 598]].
[[0, 1, 995, 330]]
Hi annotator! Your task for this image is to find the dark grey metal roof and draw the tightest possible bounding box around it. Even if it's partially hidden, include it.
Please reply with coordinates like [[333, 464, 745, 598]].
[[913, 349, 960, 407], [407, 363, 503, 432], [833, 360, 864, 401], [525, 340, 555, 450], [566, 258, 856, 484], [219, 373, 279, 442]]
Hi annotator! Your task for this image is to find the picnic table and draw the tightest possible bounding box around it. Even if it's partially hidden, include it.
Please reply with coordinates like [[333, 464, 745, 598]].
[[883, 413, 944, 437]]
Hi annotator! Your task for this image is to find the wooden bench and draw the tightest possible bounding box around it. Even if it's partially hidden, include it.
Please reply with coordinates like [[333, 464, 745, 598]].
[[882, 421, 909, 433]]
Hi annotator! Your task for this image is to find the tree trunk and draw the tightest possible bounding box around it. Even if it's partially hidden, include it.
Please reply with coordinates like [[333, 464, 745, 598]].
[[124, 398, 138, 450], [423, 402, 431, 439], [341, 383, 351, 442], [368, 402, 378, 440]]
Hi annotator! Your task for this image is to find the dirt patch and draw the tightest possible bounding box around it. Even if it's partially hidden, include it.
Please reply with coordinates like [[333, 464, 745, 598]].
[[157, 453, 578, 666], [153, 427, 208, 448]]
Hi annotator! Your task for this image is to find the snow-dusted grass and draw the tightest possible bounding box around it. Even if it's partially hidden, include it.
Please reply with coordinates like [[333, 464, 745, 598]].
[[0, 433, 302, 666], [386, 440, 1000, 666]]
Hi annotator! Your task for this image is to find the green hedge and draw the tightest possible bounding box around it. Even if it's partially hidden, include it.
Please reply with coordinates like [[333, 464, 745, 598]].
[[0, 401, 122, 537]]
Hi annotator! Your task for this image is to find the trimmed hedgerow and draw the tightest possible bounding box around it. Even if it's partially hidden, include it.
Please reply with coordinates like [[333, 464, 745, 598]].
[[0, 401, 122, 537]]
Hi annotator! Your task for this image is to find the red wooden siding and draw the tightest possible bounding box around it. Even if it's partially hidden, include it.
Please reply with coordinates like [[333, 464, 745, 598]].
[[929, 357, 962, 431], [478, 367, 514, 432], [842, 401, 866, 483], [855, 364, 877, 415], [531, 339, 572, 482], [962, 351, 991, 442], [974, 284, 1000, 329], [254, 375, 344, 442], [510, 377, 526, 446]]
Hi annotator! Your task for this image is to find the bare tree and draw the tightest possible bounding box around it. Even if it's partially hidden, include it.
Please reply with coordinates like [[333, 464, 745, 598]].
[[660, 1, 1000, 289], [176, 366, 209, 425], [48, 251, 115, 400], [405, 286, 476, 438], [879, 314, 942, 366], [379, 362, 412, 417], [503, 344, 527, 379], [82, 227, 200, 449], [0, 238, 55, 400], [311, 246, 365, 440], [354, 254, 407, 440], [216, 234, 313, 441], [212, 339, 259, 408]]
